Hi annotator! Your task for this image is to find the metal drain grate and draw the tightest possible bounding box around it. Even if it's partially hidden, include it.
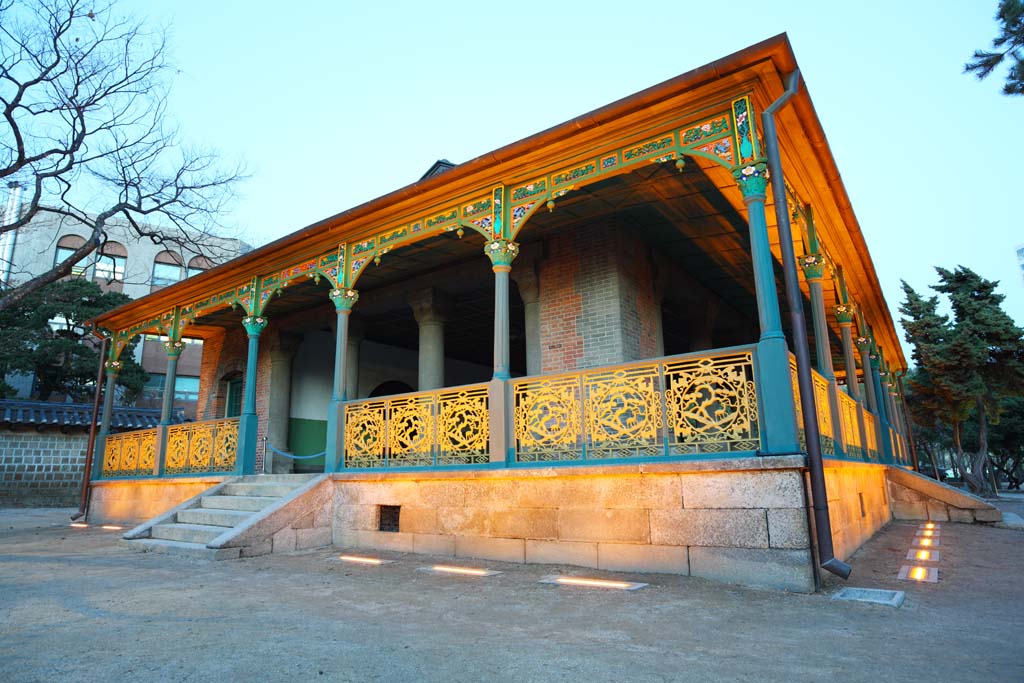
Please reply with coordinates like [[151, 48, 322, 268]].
[[831, 587, 905, 607]]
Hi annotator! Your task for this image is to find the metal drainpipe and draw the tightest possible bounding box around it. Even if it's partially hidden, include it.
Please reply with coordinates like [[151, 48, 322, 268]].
[[762, 70, 851, 580], [72, 335, 108, 521]]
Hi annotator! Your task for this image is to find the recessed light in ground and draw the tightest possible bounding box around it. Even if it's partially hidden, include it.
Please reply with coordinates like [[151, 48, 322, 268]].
[[913, 537, 940, 547], [539, 575, 648, 590], [69, 523, 88, 528], [831, 588, 905, 607], [898, 565, 938, 583], [101, 525, 123, 531], [915, 529, 940, 537], [922, 522, 939, 530], [418, 565, 501, 577], [339, 555, 395, 566], [906, 549, 942, 562]]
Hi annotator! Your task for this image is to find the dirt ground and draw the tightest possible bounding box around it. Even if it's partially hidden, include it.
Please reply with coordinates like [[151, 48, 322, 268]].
[[1, 506, 1022, 683]]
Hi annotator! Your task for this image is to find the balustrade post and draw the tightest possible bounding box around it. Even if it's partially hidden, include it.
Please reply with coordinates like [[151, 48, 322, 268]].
[[326, 288, 358, 472], [736, 163, 800, 454], [237, 315, 268, 474], [93, 361, 120, 480], [155, 340, 184, 475], [486, 240, 519, 463], [802, 255, 844, 457]]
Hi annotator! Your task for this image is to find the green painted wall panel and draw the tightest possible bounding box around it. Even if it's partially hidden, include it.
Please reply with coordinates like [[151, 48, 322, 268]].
[[288, 417, 326, 472]]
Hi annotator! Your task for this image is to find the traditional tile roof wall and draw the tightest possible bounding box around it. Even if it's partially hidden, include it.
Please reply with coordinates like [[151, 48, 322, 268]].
[[0, 399, 176, 431]]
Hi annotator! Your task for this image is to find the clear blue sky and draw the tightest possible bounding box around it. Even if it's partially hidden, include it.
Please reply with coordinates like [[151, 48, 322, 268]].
[[145, 0, 1023, 352]]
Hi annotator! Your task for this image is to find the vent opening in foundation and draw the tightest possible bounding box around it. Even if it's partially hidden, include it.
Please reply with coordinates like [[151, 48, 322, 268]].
[[379, 505, 401, 532], [858, 492, 866, 518]]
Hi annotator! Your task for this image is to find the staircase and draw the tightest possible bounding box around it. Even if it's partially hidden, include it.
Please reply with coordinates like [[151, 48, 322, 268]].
[[122, 474, 323, 560]]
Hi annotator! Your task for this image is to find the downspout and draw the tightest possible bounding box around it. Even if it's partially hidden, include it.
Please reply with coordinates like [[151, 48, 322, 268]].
[[762, 70, 851, 580], [71, 334, 108, 521]]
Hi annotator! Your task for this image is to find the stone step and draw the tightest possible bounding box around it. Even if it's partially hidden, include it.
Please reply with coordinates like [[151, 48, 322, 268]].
[[201, 495, 279, 512], [222, 482, 297, 498], [120, 538, 241, 560], [237, 474, 320, 483], [150, 522, 227, 545], [176, 508, 252, 528]]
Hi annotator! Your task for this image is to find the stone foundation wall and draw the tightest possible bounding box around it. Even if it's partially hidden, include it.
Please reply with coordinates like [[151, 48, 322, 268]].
[[886, 467, 1001, 523], [331, 457, 816, 592], [0, 429, 87, 506], [88, 476, 227, 524], [822, 461, 891, 562]]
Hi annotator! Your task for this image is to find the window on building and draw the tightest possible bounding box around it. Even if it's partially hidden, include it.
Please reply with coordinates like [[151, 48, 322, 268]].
[[186, 255, 213, 279], [54, 235, 88, 276], [225, 378, 243, 418], [94, 241, 127, 281], [151, 251, 184, 290]]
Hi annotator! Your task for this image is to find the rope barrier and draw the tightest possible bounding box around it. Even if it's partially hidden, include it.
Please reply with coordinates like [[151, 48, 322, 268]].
[[265, 443, 326, 460]]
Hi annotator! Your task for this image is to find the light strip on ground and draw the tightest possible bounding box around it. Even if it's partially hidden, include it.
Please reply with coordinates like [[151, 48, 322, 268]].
[[69, 522, 88, 528], [913, 537, 940, 547], [540, 575, 648, 591], [906, 549, 942, 562], [339, 555, 395, 566], [419, 565, 502, 577], [921, 522, 939, 530], [898, 565, 938, 583], [101, 525, 123, 531], [915, 529, 940, 537]]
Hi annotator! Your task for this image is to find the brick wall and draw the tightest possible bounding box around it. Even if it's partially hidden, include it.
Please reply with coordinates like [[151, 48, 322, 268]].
[[538, 225, 659, 374], [0, 429, 87, 506]]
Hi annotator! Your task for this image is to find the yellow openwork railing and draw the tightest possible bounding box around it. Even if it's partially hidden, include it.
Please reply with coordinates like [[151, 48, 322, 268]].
[[102, 428, 158, 477], [343, 383, 490, 468], [863, 411, 879, 459], [165, 417, 239, 474], [837, 390, 863, 459], [512, 348, 759, 462], [810, 369, 836, 456]]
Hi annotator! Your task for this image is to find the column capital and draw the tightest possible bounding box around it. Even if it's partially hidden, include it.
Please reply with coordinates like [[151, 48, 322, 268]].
[[409, 288, 449, 325], [834, 303, 856, 325], [163, 339, 185, 360], [800, 253, 826, 281], [855, 335, 873, 349], [242, 315, 268, 336], [732, 161, 769, 202], [104, 360, 122, 376], [329, 287, 359, 312], [485, 239, 519, 268]]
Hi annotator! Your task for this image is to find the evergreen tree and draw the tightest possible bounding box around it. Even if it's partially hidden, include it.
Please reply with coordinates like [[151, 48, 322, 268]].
[[0, 279, 147, 402], [965, 0, 1024, 95]]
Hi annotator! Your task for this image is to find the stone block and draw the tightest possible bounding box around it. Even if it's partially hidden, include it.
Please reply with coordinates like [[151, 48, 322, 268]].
[[888, 482, 924, 503], [557, 508, 650, 543], [514, 478, 563, 508], [649, 508, 769, 548], [356, 530, 414, 553], [948, 507, 974, 523], [291, 511, 314, 529], [597, 543, 688, 574], [413, 533, 455, 556], [333, 527, 359, 547], [974, 508, 1002, 522], [338, 480, 417, 506], [399, 506, 438, 535], [525, 540, 598, 568], [768, 508, 811, 549], [314, 504, 332, 528], [891, 500, 928, 520], [333, 504, 378, 531], [418, 480, 468, 508], [240, 539, 272, 558], [681, 471, 804, 509], [272, 526, 296, 554], [689, 546, 815, 593], [455, 535, 525, 563], [295, 527, 332, 551], [436, 507, 492, 536], [491, 508, 557, 540], [460, 480, 515, 508], [557, 475, 682, 510], [926, 500, 950, 522]]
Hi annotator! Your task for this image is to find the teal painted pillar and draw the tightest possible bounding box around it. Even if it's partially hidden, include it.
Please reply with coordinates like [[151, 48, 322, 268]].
[[802, 256, 843, 457], [159, 342, 184, 426], [869, 351, 895, 463], [326, 288, 358, 473], [735, 163, 799, 455], [238, 315, 268, 474], [837, 312, 869, 461], [92, 362, 120, 481], [486, 239, 519, 381]]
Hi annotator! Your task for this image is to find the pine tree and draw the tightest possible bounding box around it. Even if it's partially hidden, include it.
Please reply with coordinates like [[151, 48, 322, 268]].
[[966, 0, 1024, 95]]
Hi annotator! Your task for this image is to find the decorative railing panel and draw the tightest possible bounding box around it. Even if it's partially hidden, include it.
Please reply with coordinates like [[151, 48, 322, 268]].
[[344, 384, 490, 468], [513, 349, 759, 463], [837, 390, 863, 460], [102, 428, 157, 477], [165, 418, 239, 474], [863, 411, 879, 459], [810, 370, 836, 456]]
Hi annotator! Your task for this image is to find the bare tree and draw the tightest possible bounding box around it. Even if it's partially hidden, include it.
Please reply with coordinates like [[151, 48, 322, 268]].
[[0, 0, 244, 311]]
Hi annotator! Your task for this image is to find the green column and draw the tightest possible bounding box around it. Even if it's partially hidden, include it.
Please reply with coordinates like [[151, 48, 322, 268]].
[[159, 341, 184, 426], [735, 163, 799, 454], [326, 288, 358, 472], [837, 309, 869, 460], [486, 239, 519, 381], [802, 255, 844, 457], [93, 362, 120, 481], [868, 349, 895, 463], [237, 315, 268, 474]]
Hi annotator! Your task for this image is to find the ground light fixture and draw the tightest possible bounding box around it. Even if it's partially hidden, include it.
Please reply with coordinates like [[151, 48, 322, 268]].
[[69, 522, 88, 528], [539, 575, 648, 590], [906, 549, 942, 562], [100, 525, 123, 531], [419, 565, 501, 577], [913, 537, 940, 547], [923, 522, 937, 530], [339, 555, 394, 565], [898, 565, 938, 583], [916, 529, 940, 537]]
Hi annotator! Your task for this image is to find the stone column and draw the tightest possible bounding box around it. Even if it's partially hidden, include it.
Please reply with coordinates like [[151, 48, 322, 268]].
[[237, 315, 268, 474], [159, 341, 183, 426], [735, 163, 799, 455], [92, 361, 120, 481], [836, 306, 869, 460], [801, 255, 843, 457], [326, 288, 358, 472], [512, 260, 541, 376], [652, 255, 671, 357], [689, 297, 720, 352], [409, 288, 447, 391], [345, 318, 364, 400], [267, 332, 301, 473]]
